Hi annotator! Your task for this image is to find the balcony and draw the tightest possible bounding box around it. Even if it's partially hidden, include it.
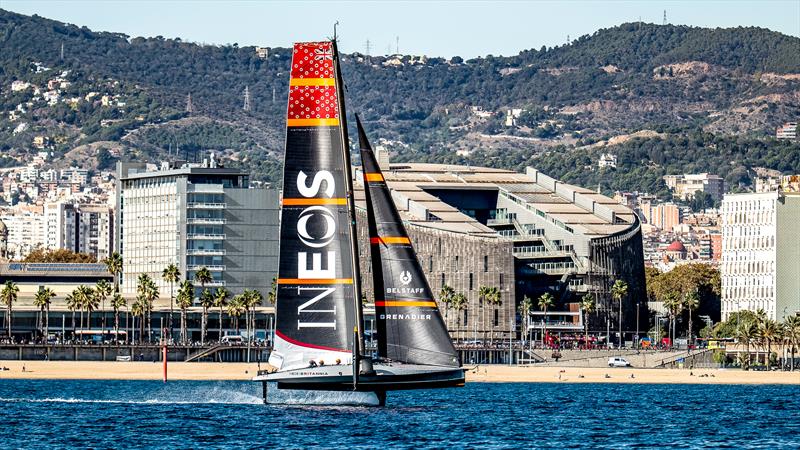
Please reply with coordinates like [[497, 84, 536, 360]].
[[187, 233, 226, 240], [186, 218, 225, 225], [187, 202, 226, 209], [186, 248, 226, 256]]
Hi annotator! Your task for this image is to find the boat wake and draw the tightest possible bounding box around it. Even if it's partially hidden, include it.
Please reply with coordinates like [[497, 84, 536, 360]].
[[0, 384, 263, 405], [266, 383, 380, 407]]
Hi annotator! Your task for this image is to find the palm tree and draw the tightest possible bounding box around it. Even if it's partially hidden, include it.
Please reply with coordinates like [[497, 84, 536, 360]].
[[611, 279, 628, 348], [194, 266, 213, 291], [130, 300, 145, 344], [450, 292, 468, 342], [102, 252, 123, 293], [199, 288, 214, 345], [580, 293, 595, 349], [73, 285, 95, 337], [737, 320, 757, 370], [537, 292, 554, 347], [267, 277, 277, 305], [95, 279, 112, 333], [1, 280, 19, 339], [110, 292, 126, 343], [485, 287, 502, 343], [83, 287, 100, 333], [663, 291, 682, 348], [136, 274, 158, 342], [439, 284, 455, 331], [244, 289, 263, 344], [784, 314, 800, 371], [162, 263, 181, 337], [758, 319, 780, 368], [33, 287, 55, 339], [518, 295, 533, 348], [176, 280, 194, 344], [683, 289, 700, 346], [227, 295, 247, 334], [213, 287, 230, 341]]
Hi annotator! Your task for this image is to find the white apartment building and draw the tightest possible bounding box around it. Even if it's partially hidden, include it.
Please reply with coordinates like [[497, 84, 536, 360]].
[[44, 202, 77, 251], [721, 191, 800, 321], [0, 212, 45, 259]]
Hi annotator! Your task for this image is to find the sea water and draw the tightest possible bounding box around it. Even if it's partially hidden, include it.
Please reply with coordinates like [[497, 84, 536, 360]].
[[0, 380, 798, 448]]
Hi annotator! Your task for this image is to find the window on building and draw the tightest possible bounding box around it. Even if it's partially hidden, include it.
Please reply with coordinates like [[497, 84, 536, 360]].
[[429, 255, 433, 272], [463, 309, 468, 326], [469, 273, 473, 290], [494, 309, 499, 327], [441, 273, 445, 286], [455, 255, 460, 272], [499, 273, 504, 289], [484, 255, 488, 272]]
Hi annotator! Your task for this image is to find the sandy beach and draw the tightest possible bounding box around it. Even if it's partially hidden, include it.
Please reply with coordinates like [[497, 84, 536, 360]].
[[0, 360, 798, 384]]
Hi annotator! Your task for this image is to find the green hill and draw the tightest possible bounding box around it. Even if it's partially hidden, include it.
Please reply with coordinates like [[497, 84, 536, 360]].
[[0, 9, 798, 193]]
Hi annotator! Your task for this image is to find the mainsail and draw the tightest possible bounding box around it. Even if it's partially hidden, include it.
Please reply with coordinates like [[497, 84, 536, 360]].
[[357, 117, 460, 367], [269, 42, 357, 371]]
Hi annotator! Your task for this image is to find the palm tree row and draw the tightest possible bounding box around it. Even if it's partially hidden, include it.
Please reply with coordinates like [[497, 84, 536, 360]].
[[731, 310, 800, 370]]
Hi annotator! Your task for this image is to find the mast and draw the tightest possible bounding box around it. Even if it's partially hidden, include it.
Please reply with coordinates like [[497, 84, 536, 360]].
[[331, 38, 368, 368]]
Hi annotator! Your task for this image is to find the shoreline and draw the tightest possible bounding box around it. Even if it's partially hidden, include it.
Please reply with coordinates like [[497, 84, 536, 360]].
[[1, 360, 798, 384]]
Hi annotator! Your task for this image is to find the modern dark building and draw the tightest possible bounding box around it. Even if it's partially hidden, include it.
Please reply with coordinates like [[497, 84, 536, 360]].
[[354, 161, 646, 343]]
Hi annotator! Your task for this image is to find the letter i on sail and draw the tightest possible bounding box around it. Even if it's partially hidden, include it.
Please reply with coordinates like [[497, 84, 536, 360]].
[[253, 39, 464, 406]]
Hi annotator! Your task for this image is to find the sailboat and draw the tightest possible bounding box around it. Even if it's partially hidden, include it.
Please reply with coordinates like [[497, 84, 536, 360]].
[[252, 40, 464, 405]]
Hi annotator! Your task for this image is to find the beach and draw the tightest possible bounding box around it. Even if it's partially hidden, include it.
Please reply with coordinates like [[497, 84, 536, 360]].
[[0, 360, 798, 384]]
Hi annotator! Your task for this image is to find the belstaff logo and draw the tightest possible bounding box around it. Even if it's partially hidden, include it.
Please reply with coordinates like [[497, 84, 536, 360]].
[[399, 270, 412, 285]]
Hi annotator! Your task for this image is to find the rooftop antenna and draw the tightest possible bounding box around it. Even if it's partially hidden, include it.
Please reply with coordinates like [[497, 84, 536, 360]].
[[395, 36, 399, 54], [663, 10, 667, 25], [243, 86, 251, 111], [365, 39, 371, 56], [566, 35, 570, 45], [333, 20, 339, 42]]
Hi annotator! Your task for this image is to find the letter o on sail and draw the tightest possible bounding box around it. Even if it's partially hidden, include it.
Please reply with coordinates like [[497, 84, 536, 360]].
[[297, 206, 337, 248]]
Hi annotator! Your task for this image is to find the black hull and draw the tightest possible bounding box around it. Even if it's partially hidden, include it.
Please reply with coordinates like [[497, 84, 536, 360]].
[[276, 368, 465, 392]]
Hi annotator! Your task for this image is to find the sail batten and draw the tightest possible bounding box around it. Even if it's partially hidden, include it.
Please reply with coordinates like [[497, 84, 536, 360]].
[[357, 117, 460, 368]]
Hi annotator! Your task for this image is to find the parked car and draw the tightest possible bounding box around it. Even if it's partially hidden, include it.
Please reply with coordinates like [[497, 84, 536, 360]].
[[608, 357, 631, 367]]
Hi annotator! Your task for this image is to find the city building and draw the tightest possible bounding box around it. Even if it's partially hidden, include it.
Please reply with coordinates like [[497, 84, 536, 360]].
[[650, 202, 682, 231], [663, 173, 725, 202], [76, 204, 113, 260], [115, 160, 280, 297], [353, 163, 646, 343], [721, 190, 800, 321], [0, 211, 45, 259], [776, 122, 797, 140], [44, 201, 77, 251]]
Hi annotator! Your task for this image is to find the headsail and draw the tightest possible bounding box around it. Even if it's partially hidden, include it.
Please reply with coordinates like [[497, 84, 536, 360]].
[[269, 42, 356, 371], [357, 117, 460, 367]]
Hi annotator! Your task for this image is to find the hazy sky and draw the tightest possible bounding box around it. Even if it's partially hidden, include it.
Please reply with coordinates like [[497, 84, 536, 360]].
[[4, 0, 799, 58]]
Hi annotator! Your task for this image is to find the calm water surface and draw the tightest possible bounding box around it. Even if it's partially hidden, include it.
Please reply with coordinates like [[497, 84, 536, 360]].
[[1, 379, 798, 448]]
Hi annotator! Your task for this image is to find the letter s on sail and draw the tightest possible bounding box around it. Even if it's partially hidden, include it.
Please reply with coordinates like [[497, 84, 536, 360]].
[[297, 170, 335, 198]]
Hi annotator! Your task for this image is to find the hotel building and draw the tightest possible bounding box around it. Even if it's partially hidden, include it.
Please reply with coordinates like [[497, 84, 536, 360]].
[[721, 191, 800, 321], [115, 161, 279, 297]]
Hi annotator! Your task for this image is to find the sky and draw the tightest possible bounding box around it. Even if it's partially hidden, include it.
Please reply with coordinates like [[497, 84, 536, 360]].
[[3, 0, 799, 58]]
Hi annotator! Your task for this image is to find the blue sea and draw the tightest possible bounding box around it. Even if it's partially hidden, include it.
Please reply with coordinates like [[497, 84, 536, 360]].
[[0, 380, 798, 448]]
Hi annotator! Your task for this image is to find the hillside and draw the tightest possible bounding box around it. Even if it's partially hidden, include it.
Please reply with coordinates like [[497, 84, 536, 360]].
[[1, 9, 798, 194]]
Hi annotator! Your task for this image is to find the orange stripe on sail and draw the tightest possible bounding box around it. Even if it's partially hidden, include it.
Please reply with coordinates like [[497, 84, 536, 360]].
[[289, 78, 336, 87], [375, 300, 438, 307], [370, 236, 411, 245], [278, 278, 353, 285], [282, 198, 347, 206], [364, 173, 384, 182], [287, 118, 340, 127]]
